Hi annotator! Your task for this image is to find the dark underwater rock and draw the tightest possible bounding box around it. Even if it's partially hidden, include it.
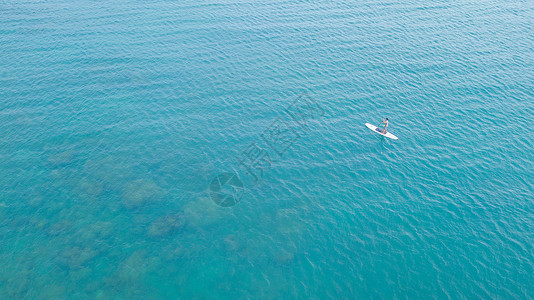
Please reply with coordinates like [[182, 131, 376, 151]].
[[147, 213, 186, 238]]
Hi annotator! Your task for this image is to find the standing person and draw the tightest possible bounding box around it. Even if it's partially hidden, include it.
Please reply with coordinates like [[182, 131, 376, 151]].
[[380, 118, 389, 134]]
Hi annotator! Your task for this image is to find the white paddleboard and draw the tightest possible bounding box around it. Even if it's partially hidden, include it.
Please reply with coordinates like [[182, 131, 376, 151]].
[[365, 123, 398, 140]]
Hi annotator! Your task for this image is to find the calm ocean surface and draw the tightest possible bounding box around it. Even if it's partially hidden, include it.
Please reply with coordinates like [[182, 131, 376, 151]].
[[1, 0, 533, 298]]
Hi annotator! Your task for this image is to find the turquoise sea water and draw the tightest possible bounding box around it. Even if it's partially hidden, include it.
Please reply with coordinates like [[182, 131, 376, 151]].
[[1, 0, 533, 298]]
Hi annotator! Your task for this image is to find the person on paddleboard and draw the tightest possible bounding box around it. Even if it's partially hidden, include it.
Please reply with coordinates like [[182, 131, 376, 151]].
[[380, 118, 388, 134]]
